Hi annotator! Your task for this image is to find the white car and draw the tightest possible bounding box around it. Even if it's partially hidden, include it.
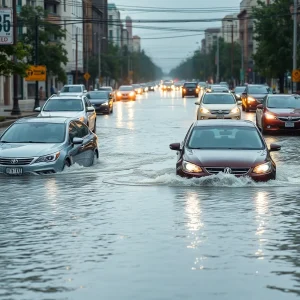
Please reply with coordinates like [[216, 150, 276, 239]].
[[58, 84, 87, 97], [35, 96, 97, 133], [196, 92, 241, 120]]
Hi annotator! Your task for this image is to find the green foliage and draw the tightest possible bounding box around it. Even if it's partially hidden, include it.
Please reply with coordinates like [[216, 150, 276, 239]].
[[19, 5, 68, 82], [0, 42, 30, 77]]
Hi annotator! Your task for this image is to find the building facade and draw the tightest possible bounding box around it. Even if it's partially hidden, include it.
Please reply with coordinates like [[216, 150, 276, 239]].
[[132, 35, 141, 52], [204, 28, 221, 54], [222, 14, 239, 43], [108, 3, 122, 48]]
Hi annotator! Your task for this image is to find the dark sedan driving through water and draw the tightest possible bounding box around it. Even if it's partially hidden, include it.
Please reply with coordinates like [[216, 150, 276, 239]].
[[86, 91, 113, 114], [169, 120, 281, 181]]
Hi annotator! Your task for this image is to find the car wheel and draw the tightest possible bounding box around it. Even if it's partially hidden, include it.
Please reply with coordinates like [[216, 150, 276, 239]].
[[242, 103, 245, 111], [245, 104, 249, 112], [91, 150, 98, 166], [92, 120, 96, 133], [62, 159, 71, 171]]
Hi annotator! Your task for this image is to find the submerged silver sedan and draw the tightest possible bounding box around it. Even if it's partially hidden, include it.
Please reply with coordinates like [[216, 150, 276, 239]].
[[0, 117, 99, 175]]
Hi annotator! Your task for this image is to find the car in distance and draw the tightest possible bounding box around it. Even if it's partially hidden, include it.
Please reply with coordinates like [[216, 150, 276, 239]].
[[232, 86, 246, 103], [58, 84, 87, 97], [86, 91, 113, 114], [96, 86, 115, 101], [169, 120, 280, 181], [132, 84, 143, 95], [208, 86, 230, 93], [116, 85, 136, 101], [219, 81, 229, 89], [256, 94, 300, 133], [174, 81, 183, 91], [0, 117, 98, 175], [36, 96, 97, 133], [241, 84, 272, 112], [196, 92, 241, 120], [162, 81, 173, 91], [198, 82, 207, 91], [182, 82, 200, 98]]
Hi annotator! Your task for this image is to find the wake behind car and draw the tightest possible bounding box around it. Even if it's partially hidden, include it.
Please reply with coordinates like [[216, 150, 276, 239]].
[[58, 84, 87, 97], [86, 91, 113, 114], [241, 84, 272, 112], [0, 117, 98, 175], [169, 120, 280, 181], [182, 82, 199, 98], [256, 94, 300, 133], [35, 96, 97, 133], [116, 85, 136, 101], [196, 92, 241, 120]]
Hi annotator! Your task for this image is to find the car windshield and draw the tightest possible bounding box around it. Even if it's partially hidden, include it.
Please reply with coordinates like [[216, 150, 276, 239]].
[[43, 98, 83, 111], [267, 96, 300, 108], [188, 126, 264, 150], [248, 86, 270, 94], [185, 83, 197, 88], [61, 86, 82, 93], [211, 87, 229, 92], [235, 87, 246, 93], [203, 94, 236, 104], [0, 123, 66, 143], [119, 86, 133, 91], [87, 92, 108, 99]]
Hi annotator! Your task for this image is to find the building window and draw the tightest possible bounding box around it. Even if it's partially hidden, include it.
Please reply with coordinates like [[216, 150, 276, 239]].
[[64, 0, 66, 12], [109, 30, 113, 40], [64, 20, 66, 40]]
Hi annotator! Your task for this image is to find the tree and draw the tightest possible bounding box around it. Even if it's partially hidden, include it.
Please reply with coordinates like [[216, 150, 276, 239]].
[[252, 0, 293, 93], [18, 5, 68, 82], [0, 43, 29, 77]]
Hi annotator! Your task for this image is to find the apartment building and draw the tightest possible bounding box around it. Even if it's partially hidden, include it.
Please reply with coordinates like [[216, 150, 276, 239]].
[[222, 14, 239, 43], [204, 28, 221, 54], [133, 35, 141, 52], [108, 3, 121, 48]]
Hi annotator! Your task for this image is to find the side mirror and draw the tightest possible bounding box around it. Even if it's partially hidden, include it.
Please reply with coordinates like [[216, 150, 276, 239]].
[[84, 90, 87, 93], [169, 143, 181, 151], [257, 104, 263, 109], [34, 107, 41, 112], [269, 143, 281, 152], [87, 106, 95, 112], [273, 91, 276, 94], [242, 92, 247, 96], [195, 102, 200, 105], [73, 137, 84, 145]]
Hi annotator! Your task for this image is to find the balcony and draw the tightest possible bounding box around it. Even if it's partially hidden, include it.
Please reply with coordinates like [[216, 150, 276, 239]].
[[47, 13, 61, 25]]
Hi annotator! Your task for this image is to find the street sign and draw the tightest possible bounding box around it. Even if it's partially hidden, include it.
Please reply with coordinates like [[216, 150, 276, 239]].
[[84, 72, 90, 81], [25, 65, 47, 81], [292, 69, 300, 82], [0, 8, 13, 45]]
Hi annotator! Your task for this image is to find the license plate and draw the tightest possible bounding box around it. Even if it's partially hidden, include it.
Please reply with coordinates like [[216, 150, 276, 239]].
[[189, 89, 192, 91], [6, 168, 23, 175], [216, 115, 224, 119], [285, 121, 295, 127]]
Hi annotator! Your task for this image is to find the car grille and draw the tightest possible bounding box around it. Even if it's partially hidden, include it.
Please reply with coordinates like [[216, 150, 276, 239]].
[[0, 157, 34, 165], [205, 167, 250, 175], [277, 116, 300, 122], [210, 110, 231, 114]]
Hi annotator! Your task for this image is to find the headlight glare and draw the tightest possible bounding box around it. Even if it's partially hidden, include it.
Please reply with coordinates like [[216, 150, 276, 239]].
[[247, 96, 255, 102], [102, 101, 109, 105], [117, 92, 122, 97], [35, 152, 60, 164], [231, 106, 240, 114], [200, 107, 210, 114], [183, 161, 203, 173], [253, 162, 272, 174], [78, 116, 85, 122], [265, 112, 276, 120]]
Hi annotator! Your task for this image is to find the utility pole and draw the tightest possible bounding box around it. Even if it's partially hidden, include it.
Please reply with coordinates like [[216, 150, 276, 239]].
[[75, 33, 78, 84], [98, 22, 101, 88], [241, 41, 244, 85], [86, 33, 89, 90], [216, 37, 220, 83], [11, 0, 20, 115], [293, 0, 298, 93], [231, 23, 234, 87], [33, 16, 39, 110]]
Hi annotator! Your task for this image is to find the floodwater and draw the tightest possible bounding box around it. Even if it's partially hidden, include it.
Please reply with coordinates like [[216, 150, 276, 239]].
[[0, 90, 300, 300]]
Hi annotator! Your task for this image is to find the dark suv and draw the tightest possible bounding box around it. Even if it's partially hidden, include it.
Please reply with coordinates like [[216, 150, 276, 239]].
[[182, 82, 199, 98]]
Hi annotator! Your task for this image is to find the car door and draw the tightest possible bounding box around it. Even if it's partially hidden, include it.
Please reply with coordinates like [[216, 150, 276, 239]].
[[68, 121, 82, 165], [74, 120, 95, 166], [196, 93, 205, 120], [256, 95, 267, 128], [83, 97, 96, 130]]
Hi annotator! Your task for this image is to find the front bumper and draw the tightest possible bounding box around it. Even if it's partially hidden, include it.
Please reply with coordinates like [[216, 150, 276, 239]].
[[116, 94, 136, 100], [93, 104, 110, 113], [183, 89, 198, 96], [263, 118, 300, 131], [198, 112, 241, 120]]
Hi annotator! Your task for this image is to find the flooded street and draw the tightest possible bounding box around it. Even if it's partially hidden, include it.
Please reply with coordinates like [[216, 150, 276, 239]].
[[1, 90, 300, 299]]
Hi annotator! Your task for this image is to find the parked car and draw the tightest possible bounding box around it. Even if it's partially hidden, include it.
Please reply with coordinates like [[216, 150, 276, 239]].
[[182, 82, 200, 98], [256, 94, 300, 133], [35, 96, 97, 133], [58, 84, 87, 97], [0, 117, 98, 175], [195, 92, 241, 120], [86, 91, 113, 114], [169, 119, 281, 181], [241, 84, 272, 112], [116, 85, 136, 101]]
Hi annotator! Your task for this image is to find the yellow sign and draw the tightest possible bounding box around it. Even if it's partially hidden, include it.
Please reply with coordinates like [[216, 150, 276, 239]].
[[25, 65, 47, 81], [292, 69, 300, 82], [84, 72, 90, 81]]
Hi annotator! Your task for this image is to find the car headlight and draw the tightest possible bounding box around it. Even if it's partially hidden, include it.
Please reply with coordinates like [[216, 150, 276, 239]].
[[200, 107, 210, 114], [253, 162, 272, 174], [129, 92, 135, 96], [236, 93, 240, 98], [265, 112, 277, 120], [182, 161, 203, 173], [78, 116, 85, 122], [247, 96, 255, 102], [102, 101, 109, 105], [117, 92, 122, 97], [34, 152, 60, 164], [231, 106, 240, 114]]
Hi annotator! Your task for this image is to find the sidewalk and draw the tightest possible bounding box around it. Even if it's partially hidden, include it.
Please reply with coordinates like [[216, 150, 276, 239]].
[[0, 99, 46, 128]]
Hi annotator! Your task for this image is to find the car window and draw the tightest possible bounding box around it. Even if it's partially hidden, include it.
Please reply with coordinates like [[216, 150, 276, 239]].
[[248, 85, 270, 94], [69, 122, 79, 141], [61, 86, 82, 93], [74, 121, 89, 138], [267, 96, 300, 108], [184, 83, 197, 88]]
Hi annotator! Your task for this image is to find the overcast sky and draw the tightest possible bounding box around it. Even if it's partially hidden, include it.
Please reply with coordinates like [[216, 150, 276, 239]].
[[112, 0, 241, 74]]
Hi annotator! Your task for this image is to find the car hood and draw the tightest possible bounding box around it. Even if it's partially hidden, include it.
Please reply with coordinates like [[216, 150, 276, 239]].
[[185, 149, 267, 167], [90, 99, 108, 104], [0, 143, 64, 157], [267, 108, 300, 115], [39, 111, 83, 118], [202, 104, 237, 110]]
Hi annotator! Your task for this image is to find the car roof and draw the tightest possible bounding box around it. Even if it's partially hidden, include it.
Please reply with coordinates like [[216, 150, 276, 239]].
[[247, 84, 266, 87], [267, 94, 293, 97], [194, 120, 255, 127], [15, 117, 72, 124], [48, 96, 83, 100], [204, 92, 233, 95], [63, 84, 83, 86]]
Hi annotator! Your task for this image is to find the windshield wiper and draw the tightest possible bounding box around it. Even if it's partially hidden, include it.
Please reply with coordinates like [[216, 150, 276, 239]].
[[18, 141, 47, 143], [0, 141, 8, 143]]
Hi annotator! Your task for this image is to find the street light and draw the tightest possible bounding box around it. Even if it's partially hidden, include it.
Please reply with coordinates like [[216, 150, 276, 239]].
[[98, 35, 106, 88]]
